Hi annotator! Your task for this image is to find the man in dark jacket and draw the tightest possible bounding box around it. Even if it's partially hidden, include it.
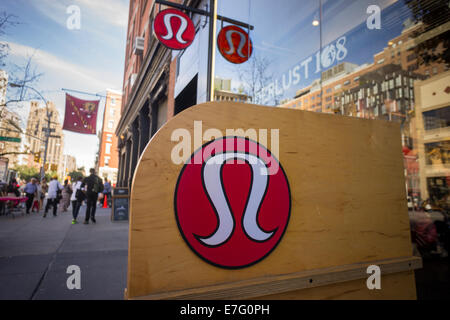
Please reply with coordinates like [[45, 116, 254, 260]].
[[81, 168, 103, 224]]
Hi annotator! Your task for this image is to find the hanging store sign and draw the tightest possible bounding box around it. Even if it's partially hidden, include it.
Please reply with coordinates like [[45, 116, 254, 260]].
[[153, 8, 195, 50], [174, 136, 291, 269], [217, 25, 252, 64]]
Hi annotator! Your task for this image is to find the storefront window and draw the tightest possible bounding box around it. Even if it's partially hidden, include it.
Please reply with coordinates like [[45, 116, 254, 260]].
[[213, 0, 449, 217]]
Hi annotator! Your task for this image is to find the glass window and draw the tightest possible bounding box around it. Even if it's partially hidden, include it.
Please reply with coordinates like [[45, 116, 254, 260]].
[[424, 141, 450, 165], [210, 0, 449, 217], [108, 120, 114, 129], [105, 143, 112, 155], [423, 107, 450, 130], [106, 134, 113, 142]]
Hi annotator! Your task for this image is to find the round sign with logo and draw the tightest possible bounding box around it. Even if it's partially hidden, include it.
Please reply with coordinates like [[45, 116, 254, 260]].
[[174, 137, 291, 269], [153, 8, 195, 50], [217, 25, 253, 64]]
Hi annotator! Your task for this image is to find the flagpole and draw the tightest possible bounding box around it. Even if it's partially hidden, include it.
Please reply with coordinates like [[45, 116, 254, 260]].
[[61, 88, 106, 98]]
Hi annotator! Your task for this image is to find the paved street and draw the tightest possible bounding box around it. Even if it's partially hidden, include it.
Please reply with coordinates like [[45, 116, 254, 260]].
[[0, 205, 128, 300]]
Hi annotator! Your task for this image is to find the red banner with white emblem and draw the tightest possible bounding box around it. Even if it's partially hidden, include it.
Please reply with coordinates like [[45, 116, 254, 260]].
[[63, 93, 99, 135]]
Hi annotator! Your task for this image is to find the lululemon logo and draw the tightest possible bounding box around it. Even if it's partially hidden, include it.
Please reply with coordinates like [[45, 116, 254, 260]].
[[154, 9, 195, 50], [217, 25, 252, 64], [175, 137, 290, 269]]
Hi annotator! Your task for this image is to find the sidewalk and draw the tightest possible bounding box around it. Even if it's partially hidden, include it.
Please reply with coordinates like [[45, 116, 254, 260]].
[[0, 205, 128, 300]]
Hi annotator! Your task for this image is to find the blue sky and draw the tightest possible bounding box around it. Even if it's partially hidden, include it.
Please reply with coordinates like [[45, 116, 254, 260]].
[[1, 0, 128, 170]]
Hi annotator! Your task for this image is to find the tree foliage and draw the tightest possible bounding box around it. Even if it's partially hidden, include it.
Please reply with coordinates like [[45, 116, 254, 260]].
[[13, 165, 39, 182], [68, 170, 84, 181]]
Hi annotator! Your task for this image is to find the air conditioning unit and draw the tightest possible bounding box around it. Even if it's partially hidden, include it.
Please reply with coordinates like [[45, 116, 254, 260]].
[[130, 73, 137, 87], [133, 37, 145, 55]]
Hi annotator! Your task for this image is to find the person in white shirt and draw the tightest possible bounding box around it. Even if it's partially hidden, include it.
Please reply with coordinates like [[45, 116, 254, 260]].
[[44, 176, 63, 217], [70, 176, 84, 224]]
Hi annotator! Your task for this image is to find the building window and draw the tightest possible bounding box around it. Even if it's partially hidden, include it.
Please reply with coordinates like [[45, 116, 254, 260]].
[[104, 156, 110, 167], [111, 98, 116, 106], [110, 108, 115, 116], [423, 106, 450, 130], [106, 134, 113, 142], [424, 141, 450, 165], [108, 120, 114, 129], [407, 53, 416, 62], [344, 80, 350, 86], [105, 143, 112, 155]]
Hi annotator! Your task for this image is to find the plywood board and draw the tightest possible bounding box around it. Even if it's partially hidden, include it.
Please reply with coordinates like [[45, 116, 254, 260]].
[[127, 101, 416, 299]]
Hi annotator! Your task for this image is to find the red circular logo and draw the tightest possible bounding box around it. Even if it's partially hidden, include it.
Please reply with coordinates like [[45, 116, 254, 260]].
[[217, 25, 253, 64], [153, 9, 195, 50], [174, 137, 291, 269]]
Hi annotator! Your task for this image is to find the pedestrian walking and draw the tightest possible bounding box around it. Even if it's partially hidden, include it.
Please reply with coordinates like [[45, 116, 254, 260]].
[[70, 176, 84, 224], [81, 168, 103, 224], [40, 178, 48, 210], [31, 181, 42, 213], [44, 176, 62, 218], [24, 178, 38, 214], [103, 178, 112, 208], [61, 179, 72, 212]]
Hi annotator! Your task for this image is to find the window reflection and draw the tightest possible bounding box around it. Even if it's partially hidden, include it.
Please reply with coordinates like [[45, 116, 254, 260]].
[[214, 0, 449, 215]]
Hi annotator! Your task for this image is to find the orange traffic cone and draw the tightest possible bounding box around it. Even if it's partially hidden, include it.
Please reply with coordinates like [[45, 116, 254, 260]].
[[103, 194, 108, 208]]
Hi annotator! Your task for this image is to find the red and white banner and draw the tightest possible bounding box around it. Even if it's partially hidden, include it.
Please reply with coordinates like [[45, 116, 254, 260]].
[[63, 93, 99, 135]]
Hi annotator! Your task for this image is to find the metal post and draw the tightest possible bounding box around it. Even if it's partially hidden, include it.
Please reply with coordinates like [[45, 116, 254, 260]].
[[207, 0, 217, 102]]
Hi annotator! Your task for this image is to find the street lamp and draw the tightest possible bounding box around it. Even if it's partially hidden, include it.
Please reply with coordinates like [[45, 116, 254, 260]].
[[8, 82, 54, 181]]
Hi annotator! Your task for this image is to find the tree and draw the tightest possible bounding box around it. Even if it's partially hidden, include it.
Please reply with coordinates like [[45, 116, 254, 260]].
[[13, 165, 39, 182], [0, 11, 19, 67], [235, 54, 282, 105], [68, 170, 84, 181], [404, 0, 450, 67]]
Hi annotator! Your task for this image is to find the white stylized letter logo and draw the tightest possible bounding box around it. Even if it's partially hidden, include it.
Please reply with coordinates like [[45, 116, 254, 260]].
[[198, 153, 273, 246], [225, 30, 247, 58], [161, 13, 188, 44]]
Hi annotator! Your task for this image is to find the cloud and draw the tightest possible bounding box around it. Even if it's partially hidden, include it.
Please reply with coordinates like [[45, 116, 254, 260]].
[[7, 42, 117, 90], [76, 0, 129, 27], [6, 42, 120, 169], [29, 0, 129, 29]]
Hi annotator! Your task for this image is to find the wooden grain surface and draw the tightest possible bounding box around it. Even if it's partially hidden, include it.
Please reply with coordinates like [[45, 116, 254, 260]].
[[127, 101, 416, 299], [130, 256, 420, 300]]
